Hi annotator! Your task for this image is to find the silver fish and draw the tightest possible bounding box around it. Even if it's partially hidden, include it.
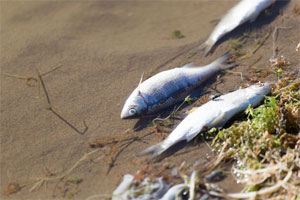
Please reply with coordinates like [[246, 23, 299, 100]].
[[121, 53, 235, 119], [112, 174, 170, 200], [138, 83, 271, 159], [112, 174, 134, 200], [199, 0, 276, 56], [159, 184, 186, 200], [160, 170, 198, 200]]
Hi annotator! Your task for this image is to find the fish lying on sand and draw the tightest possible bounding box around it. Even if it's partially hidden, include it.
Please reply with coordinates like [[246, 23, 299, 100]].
[[112, 171, 198, 200], [199, 0, 276, 56], [159, 184, 186, 200], [138, 82, 271, 159], [121, 53, 236, 119], [112, 174, 171, 200]]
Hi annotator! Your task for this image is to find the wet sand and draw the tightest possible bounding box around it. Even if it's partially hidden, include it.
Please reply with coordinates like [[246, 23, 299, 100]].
[[1, 0, 299, 199]]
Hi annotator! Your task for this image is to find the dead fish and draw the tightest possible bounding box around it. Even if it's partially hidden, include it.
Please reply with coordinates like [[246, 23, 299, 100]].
[[159, 184, 186, 200], [199, 0, 276, 56], [138, 82, 271, 159], [112, 174, 170, 200], [121, 53, 236, 119], [160, 170, 198, 200], [112, 174, 134, 200]]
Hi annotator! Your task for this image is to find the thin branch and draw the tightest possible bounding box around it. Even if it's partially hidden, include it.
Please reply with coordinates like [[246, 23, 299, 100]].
[[36, 70, 51, 105], [36, 71, 88, 135], [272, 26, 292, 58], [2, 65, 62, 84], [251, 30, 271, 55], [30, 149, 101, 192]]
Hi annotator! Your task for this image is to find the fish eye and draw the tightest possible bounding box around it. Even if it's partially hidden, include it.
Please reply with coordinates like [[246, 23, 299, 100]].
[[178, 187, 189, 200], [128, 108, 137, 115]]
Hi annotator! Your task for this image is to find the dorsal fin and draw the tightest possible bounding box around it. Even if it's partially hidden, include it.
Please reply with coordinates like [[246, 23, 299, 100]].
[[139, 72, 144, 85], [137, 72, 144, 91], [181, 62, 196, 68]]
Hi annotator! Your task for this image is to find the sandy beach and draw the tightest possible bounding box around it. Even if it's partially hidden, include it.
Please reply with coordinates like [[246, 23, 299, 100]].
[[1, 0, 299, 199]]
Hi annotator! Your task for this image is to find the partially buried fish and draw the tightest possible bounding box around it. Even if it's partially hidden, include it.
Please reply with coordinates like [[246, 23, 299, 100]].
[[138, 82, 271, 159], [199, 0, 276, 56], [121, 53, 236, 119]]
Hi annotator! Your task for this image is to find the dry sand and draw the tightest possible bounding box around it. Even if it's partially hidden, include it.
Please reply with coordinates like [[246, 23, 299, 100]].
[[1, 0, 299, 199]]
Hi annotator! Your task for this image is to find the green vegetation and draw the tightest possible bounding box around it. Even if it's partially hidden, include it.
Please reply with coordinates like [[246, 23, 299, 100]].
[[211, 75, 300, 199], [153, 95, 197, 129], [227, 39, 245, 57], [171, 30, 185, 39], [226, 30, 250, 58], [227, 30, 270, 60]]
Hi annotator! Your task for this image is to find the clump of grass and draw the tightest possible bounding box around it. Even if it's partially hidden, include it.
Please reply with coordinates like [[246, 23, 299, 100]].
[[211, 74, 300, 199], [171, 30, 185, 39], [246, 96, 280, 134], [55, 177, 83, 199], [226, 31, 250, 59], [251, 31, 271, 54], [228, 30, 271, 61], [227, 39, 245, 58]]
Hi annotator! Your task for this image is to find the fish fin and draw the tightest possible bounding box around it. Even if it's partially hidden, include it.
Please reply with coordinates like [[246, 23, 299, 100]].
[[136, 142, 169, 160], [181, 62, 196, 68], [210, 111, 227, 128], [198, 39, 215, 56], [138, 72, 144, 86], [211, 52, 238, 70], [136, 72, 144, 92]]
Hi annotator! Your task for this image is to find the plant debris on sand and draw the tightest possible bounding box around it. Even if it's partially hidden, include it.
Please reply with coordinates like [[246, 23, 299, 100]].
[[211, 74, 300, 199], [109, 73, 299, 200]]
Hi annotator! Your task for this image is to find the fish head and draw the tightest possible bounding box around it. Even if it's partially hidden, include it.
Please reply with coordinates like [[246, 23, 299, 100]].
[[251, 82, 272, 95], [121, 89, 147, 119]]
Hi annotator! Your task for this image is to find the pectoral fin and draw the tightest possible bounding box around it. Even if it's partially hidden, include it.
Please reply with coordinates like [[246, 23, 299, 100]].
[[210, 111, 227, 128]]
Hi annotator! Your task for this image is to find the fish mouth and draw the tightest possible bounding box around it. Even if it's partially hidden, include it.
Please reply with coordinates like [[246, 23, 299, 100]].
[[120, 110, 135, 119], [120, 113, 130, 119], [120, 112, 138, 119], [120, 111, 128, 119]]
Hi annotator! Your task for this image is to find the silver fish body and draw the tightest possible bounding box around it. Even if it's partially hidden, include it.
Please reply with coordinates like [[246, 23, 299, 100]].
[[121, 53, 235, 119], [159, 184, 186, 200], [112, 174, 134, 200], [138, 83, 271, 159], [112, 174, 171, 200], [200, 0, 276, 56]]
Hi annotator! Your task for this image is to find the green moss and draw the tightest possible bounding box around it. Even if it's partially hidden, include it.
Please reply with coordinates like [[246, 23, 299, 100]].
[[246, 96, 280, 134], [227, 39, 245, 57], [171, 30, 185, 39], [211, 75, 300, 198]]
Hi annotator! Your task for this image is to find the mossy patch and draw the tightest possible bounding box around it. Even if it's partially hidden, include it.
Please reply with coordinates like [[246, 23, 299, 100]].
[[211, 74, 300, 199], [171, 30, 185, 39]]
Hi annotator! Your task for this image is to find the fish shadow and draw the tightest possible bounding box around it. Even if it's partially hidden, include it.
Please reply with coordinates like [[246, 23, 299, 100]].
[[149, 136, 208, 162], [207, 0, 290, 55]]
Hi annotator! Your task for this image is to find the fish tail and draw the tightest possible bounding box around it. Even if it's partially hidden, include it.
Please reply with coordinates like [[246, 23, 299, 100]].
[[198, 39, 215, 56], [212, 52, 238, 70], [136, 142, 169, 160]]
